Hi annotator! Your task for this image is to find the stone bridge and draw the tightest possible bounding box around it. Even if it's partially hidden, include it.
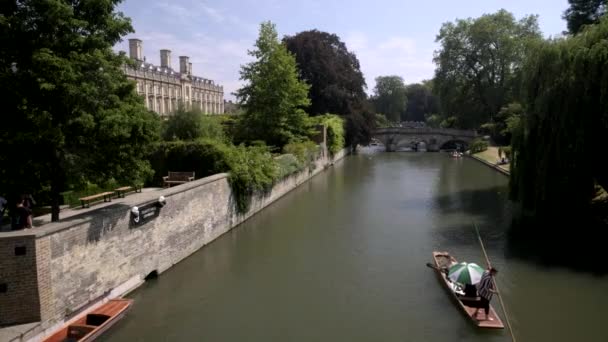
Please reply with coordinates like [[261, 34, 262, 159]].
[[373, 127, 477, 152]]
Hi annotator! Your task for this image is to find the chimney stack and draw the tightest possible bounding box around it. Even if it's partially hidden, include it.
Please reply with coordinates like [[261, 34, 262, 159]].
[[179, 56, 190, 75], [129, 39, 143, 61], [160, 49, 171, 68], [188, 62, 193, 75]]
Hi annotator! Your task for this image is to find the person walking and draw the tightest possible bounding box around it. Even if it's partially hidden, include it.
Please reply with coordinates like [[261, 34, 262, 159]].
[[474, 267, 498, 321]]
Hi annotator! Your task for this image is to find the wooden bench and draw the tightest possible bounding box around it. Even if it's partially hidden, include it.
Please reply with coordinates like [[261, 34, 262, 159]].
[[79, 192, 114, 208], [163, 171, 195, 188], [114, 185, 141, 198]]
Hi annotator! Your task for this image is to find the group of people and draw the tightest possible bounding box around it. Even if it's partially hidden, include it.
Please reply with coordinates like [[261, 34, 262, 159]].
[[0, 194, 35, 231]]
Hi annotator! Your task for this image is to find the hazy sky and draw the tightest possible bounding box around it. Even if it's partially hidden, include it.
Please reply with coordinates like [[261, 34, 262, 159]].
[[114, 0, 569, 100]]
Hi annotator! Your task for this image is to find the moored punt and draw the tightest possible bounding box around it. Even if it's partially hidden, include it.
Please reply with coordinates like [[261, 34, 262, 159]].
[[43, 299, 133, 342], [432, 251, 504, 329]]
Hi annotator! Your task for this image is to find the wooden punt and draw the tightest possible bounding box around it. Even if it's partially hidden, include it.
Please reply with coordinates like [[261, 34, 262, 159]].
[[432, 251, 504, 329], [43, 299, 133, 342]]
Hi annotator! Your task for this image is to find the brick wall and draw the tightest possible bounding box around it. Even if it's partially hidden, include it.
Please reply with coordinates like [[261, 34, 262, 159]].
[[0, 148, 347, 330], [0, 235, 41, 325]]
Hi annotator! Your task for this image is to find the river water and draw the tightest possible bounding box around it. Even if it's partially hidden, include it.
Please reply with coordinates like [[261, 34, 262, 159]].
[[101, 151, 608, 342]]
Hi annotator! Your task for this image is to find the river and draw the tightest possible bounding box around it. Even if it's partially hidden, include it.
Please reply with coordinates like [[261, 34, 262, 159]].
[[101, 151, 608, 342]]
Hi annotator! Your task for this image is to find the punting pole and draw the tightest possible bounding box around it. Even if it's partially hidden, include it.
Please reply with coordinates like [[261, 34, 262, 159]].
[[473, 221, 517, 342]]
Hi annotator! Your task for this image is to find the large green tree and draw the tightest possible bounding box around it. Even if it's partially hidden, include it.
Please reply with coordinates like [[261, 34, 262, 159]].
[[236, 21, 310, 148], [283, 29, 374, 146], [371, 76, 408, 123], [511, 17, 608, 231], [563, 0, 608, 34], [404, 82, 440, 122], [433, 9, 541, 129], [0, 0, 160, 221]]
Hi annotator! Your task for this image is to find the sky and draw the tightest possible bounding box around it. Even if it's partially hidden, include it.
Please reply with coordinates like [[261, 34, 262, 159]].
[[114, 0, 569, 101]]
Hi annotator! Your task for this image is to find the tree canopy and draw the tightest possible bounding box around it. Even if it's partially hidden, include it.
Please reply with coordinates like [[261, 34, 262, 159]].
[[563, 0, 608, 34], [510, 17, 608, 230], [371, 76, 408, 123], [283, 29, 374, 146], [433, 9, 542, 129], [0, 0, 160, 221], [236, 21, 310, 148], [404, 82, 440, 122]]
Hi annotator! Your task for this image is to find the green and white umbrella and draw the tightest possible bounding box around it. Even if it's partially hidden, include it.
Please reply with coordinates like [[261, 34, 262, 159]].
[[448, 262, 484, 285]]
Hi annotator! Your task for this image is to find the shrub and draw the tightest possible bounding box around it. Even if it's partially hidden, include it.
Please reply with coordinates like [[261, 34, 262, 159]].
[[283, 140, 319, 171], [469, 138, 489, 153], [163, 108, 226, 142], [225, 145, 278, 213], [275, 154, 300, 179], [309, 114, 345, 154], [375, 113, 392, 128], [148, 139, 230, 185]]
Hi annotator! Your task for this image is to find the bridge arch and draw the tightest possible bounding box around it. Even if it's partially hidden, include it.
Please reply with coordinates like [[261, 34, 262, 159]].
[[372, 127, 477, 152]]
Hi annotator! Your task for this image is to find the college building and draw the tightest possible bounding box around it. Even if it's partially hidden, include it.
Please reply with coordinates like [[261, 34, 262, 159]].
[[123, 39, 224, 116]]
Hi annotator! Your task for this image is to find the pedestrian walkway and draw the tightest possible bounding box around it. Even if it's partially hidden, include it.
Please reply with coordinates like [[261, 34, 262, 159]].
[[0, 187, 162, 233]]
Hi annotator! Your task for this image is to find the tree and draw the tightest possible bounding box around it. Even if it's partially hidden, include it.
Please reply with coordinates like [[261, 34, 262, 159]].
[[0, 0, 160, 221], [404, 82, 440, 122], [283, 30, 374, 146], [563, 0, 608, 34], [511, 17, 608, 233], [163, 107, 225, 142], [433, 9, 542, 129], [236, 21, 310, 148], [371, 76, 408, 123]]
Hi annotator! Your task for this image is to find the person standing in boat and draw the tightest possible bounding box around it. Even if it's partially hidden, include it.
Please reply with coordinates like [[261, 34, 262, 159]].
[[474, 267, 498, 321]]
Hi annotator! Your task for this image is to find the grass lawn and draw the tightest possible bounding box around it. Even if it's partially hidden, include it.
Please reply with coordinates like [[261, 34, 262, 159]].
[[473, 146, 510, 173]]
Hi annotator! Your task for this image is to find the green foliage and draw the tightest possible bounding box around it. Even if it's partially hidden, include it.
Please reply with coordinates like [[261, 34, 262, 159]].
[[275, 154, 301, 179], [469, 138, 489, 153], [510, 17, 608, 225], [225, 145, 278, 213], [404, 82, 440, 122], [563, 0, 607, 34], [283, 140, 320, 171], [283, 30, 372, 146], [371, 76, 408, 123], [433, 10, 542, 129], [148, 139, 231, 185], [375, 114, 392, 128], [425, 114, 443, 128], [163, 108, 226, 142], [0, 0, 161, 221], [236, 21, 311, 148], [309, 114, 345, 154]]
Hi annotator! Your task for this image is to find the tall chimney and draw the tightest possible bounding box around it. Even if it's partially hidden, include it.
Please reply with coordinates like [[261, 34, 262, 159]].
[[188, 62, 193, 75], [179, 56, 190, 74], [129, 39, 143, 61], [160, 49, 171, 68]]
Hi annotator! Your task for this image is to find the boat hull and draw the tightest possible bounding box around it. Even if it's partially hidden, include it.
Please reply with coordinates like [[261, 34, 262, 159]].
[[432, 251, 504, 329]]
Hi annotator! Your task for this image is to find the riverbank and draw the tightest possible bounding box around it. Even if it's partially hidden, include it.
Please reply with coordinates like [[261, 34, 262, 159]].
[[470, 147, 510, 175], [0, 147, 347, 342]]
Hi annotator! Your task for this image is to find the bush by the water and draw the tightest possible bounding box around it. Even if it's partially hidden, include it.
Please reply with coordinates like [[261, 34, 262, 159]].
[[283, 140, 320, 171], [308, 114, 345, 154], [225, 145, 278, 213], [469, 138, 488, 153]]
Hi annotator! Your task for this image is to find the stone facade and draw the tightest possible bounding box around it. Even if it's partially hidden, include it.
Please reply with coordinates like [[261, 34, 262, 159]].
[[0, 147, 347, 340], [123, 39, 224, 116]]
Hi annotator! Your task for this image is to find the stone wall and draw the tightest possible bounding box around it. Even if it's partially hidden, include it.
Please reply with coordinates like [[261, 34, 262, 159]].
[[0, 147, 347, 339]]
